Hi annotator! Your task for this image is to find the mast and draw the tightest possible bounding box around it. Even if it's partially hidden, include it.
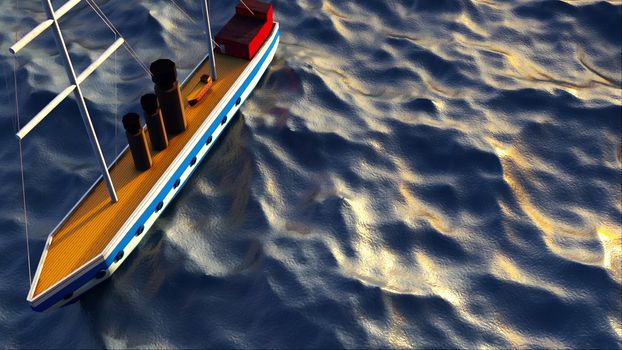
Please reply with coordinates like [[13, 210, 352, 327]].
[[202, 0, 218, 80], [11, 0, 124, 203], [40, 0, 118, 202]]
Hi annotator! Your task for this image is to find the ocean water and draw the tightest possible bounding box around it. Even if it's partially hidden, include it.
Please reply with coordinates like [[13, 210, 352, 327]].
[[0, 0, 621, 348]]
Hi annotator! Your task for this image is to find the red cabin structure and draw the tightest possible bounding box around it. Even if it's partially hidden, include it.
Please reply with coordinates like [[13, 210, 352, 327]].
[[215, 0, 274, 60]]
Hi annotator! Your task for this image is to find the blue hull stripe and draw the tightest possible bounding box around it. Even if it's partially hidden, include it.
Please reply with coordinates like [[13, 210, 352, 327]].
[[32, 28, 280, 312]]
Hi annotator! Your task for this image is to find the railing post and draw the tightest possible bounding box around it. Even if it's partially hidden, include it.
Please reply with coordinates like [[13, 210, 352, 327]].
[[40, 0, 118, 203], [202, 0, 217, 81]]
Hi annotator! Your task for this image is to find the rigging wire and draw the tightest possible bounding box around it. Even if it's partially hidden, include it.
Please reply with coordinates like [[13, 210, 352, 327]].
[[239, 0, 255, 16], [16, 92, 32, 287], [13, 0, 33, 285], [169, 0, 196, 23], [202, 0, 221, 51], [211, 39, 222, 51], [3, 65, 17, 133], [85, 0, 152, 77]]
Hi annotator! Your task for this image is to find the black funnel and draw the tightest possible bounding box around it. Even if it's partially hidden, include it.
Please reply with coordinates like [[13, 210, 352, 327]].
[[141, 93, 169, 151], [123, 112, 152, 171], [140, 93, 159, 115], [150, 59, 187, 135], [123, 113, 141, 135], [150, 59, 177, 89]]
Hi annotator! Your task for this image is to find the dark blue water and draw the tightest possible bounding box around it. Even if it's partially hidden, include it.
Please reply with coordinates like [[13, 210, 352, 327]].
[[1, 0, 621, 348]]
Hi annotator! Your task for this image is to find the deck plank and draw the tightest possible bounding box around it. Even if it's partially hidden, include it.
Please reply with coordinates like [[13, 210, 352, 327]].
[[34, 53, 248, 296]]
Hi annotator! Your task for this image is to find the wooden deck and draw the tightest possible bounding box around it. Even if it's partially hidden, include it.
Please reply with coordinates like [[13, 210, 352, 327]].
[[33, 53, 249, 297]]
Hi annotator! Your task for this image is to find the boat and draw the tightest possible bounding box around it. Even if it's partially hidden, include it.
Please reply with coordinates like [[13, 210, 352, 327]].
[[9, 0, 280, 312]]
